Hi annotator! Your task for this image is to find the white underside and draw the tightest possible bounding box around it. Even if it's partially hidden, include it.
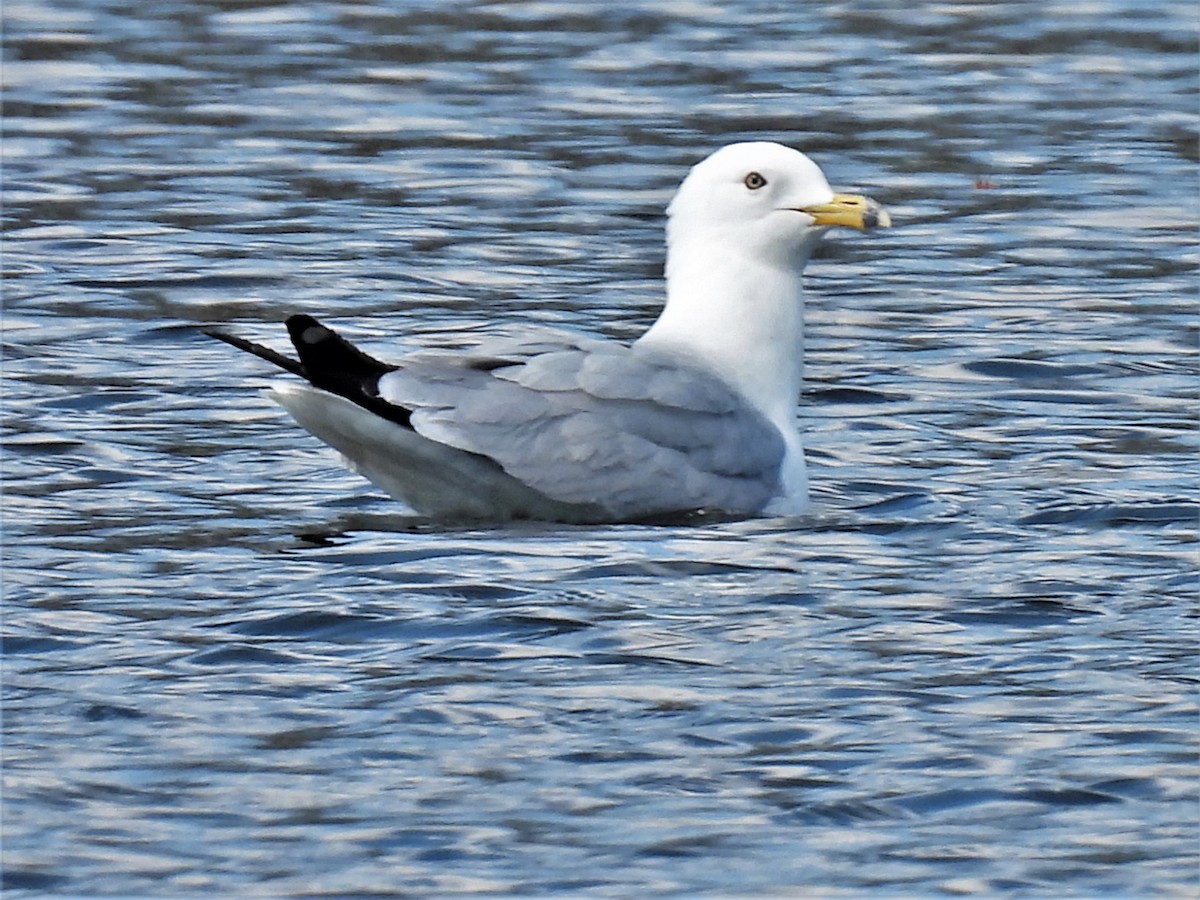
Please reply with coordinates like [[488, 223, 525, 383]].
[[762, 433, 809, 516], [268, 381, 807, 523]]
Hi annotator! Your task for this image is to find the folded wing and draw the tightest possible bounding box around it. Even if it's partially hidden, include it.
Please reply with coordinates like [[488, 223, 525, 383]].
[[379, 338, 785, 520]]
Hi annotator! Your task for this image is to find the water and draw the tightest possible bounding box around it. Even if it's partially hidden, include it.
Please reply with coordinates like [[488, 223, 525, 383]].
[[3, 1, 1197, 895]]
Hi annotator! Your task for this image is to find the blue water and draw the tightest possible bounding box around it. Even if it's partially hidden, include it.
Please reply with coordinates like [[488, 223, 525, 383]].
[[3, 1, 1197, 896]]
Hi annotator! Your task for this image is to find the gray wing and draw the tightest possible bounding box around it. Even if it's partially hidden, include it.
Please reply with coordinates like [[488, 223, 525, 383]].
[[377, 336, 785, 520]]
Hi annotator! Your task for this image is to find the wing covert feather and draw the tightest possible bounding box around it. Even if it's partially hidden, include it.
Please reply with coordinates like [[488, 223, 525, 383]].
[[377, 340, 785, 518]]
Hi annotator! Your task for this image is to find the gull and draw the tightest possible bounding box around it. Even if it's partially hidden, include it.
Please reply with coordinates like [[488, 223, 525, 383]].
[[207, 142, 890, 523]]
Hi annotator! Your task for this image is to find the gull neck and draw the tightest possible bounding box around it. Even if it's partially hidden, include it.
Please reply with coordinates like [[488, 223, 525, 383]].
[[636, 238, 815, 433]]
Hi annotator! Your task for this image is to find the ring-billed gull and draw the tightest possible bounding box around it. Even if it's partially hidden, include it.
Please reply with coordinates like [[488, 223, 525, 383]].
[[207, 142, 890, 523]]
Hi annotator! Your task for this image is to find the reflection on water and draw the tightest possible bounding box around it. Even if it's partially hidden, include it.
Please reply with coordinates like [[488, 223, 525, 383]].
[[3, 1, 1197, 896]]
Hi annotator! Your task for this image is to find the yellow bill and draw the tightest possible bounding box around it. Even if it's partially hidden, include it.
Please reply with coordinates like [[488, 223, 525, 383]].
[[801, 193, 891, 230]]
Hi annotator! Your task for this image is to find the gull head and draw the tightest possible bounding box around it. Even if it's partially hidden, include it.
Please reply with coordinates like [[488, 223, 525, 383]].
[[643, 141, 891, 445], [666, 141, 890, 269]]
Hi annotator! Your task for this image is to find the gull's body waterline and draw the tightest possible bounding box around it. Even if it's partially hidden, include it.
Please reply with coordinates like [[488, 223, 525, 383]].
[[208, 142, 889, 522]]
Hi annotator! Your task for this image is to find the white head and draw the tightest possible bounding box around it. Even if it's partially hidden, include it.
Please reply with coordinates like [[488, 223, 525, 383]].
[[666, 141, 888, 270], [638, 141, 890, 514]]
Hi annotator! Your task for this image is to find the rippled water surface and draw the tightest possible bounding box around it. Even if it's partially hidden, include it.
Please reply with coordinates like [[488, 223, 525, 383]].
[[3, 1, 1197, 896]]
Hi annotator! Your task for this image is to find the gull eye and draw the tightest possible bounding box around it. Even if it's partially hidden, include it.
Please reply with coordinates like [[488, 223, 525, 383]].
[[743, 171, 767, 190]]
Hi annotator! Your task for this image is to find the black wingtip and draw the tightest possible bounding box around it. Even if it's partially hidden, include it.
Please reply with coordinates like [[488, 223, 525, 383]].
[[204, 326, 306, 378], [207, 315, 412, 429], [283, 314, 395, 385], [284, 314, 328, 350], [284, 315, 412, 428]]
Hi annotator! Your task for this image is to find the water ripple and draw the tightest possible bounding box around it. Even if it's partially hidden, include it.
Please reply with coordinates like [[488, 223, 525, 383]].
[[3, 0, 1196, 896]]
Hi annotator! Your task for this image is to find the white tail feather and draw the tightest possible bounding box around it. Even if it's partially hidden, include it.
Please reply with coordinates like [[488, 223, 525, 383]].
[[266, 382, 600, 522]]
